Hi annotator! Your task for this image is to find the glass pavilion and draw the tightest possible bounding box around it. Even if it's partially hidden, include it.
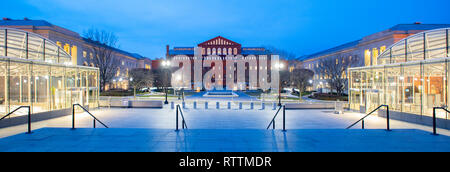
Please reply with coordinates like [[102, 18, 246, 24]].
[[349, 28, 450, 120], [0, 28, 99, 116]]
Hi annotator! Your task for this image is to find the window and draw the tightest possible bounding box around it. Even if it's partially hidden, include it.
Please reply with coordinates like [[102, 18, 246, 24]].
[[223, 48, 227, 55], [212, 48, 216, 55], [364, 49, 371, 66], [83, 51, 87, 58], [228, 48, 232, 55], [207, 48, 211, 55], [380, 46, 386, 53], [218, 48, 222, 55], [90, 53, 93, 59], [372, 48, 379, 66], [64, 44, 70, 54], [233, 48, 238, 55], [122, 61, 125, 66]]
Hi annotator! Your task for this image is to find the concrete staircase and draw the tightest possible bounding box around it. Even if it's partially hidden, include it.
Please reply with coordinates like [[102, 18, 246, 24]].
[[0, 128, 450, 152]]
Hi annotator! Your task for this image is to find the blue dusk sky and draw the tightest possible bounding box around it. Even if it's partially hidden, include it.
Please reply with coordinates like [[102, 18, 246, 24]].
[[1, 0, 449, 59]]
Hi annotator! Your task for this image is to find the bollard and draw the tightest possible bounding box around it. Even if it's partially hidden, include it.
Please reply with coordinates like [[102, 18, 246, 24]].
[[273, 103, 277, 110], [171, 102, 174, 109], [228, 102, 231, 109], [239, 102, 243, 109], [193, 101, 197, 109], [250, 102, 254, 110], [205, 102, 208, 109], [261, 103, 265, 110], [182, 102, 186, 109], [216, 102, 220, 109]]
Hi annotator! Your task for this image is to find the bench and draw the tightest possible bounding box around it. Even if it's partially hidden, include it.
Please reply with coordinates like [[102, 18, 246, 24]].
[[284, 103, 335, 109]]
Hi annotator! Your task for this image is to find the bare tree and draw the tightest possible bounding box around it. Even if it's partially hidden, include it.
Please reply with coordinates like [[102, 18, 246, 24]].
[[279, 70, 291, 89], [316, 55, 358, 96], [290, 69, 314, 101], [130, 68, 154, 98], [84, 28, 119, 92], [152, 68, 171, 89]]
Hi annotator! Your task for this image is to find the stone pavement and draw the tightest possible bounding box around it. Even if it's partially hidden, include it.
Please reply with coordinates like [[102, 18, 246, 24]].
[[0, 108, 449, 152]]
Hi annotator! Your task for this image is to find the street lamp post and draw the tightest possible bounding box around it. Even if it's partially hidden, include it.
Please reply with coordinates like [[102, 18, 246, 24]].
[[276, 62, 285, 106], [164, 87, 168, 104], [162, 60, 171, 104], [278, 78, 282, 106]]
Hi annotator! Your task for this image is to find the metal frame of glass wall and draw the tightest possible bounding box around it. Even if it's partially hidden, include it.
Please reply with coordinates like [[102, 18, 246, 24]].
[[0, 27, 99, 116], [349, 28, 450, 120]]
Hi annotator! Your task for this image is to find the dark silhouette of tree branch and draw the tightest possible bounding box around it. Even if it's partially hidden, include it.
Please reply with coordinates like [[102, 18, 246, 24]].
[[84, 28, 119, 92]]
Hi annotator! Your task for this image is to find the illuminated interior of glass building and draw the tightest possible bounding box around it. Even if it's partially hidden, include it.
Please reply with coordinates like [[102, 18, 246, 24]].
[[0, 28, 99, 116], [349, 28, 449, 120]]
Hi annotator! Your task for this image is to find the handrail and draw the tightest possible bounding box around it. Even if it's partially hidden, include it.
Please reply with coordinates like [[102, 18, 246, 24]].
[[346, 105, 390, 130], [266, 105, 286, 131], [72, 104, 108, 129], [179, 105, 188, 129], [432, 106, 450, 135], [175, 104, 188, 130], [0, 106, 31, 134]]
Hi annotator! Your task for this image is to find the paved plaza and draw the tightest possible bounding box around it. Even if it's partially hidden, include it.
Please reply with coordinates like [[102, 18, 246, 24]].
[[0, 107, 449, 152]]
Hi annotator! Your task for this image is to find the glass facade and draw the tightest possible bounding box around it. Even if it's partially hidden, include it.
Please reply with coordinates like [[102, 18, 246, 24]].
[[0, 28, 99, 116], [349, 28, 450, 120]]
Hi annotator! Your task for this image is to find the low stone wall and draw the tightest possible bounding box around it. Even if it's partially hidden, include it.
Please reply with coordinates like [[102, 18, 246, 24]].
[[284, 103, 335, 109], [129, 100, 163, 108], [110, 99, 130, 108], [0, 108, 71, 128], [378, 109, 450, 130], [100, 99, 163, 108]]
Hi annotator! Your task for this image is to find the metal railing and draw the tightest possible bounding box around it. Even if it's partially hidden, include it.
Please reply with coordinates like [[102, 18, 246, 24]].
[[346, 105, 390, 130], [266, 105, 286, 131], [432, 106, 450, 135], [175, 104, 188, 131], [72, 104, 108, 129], [0, 106, 31, 134]]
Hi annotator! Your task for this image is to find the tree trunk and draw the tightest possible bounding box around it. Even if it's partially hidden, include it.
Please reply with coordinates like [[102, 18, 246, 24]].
[[298, 88, 302, 102]]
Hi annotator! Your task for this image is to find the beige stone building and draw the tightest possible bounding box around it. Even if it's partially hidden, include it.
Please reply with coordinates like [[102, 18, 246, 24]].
[[300, 23, 450, 93], [0, 18, 152, 90]]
